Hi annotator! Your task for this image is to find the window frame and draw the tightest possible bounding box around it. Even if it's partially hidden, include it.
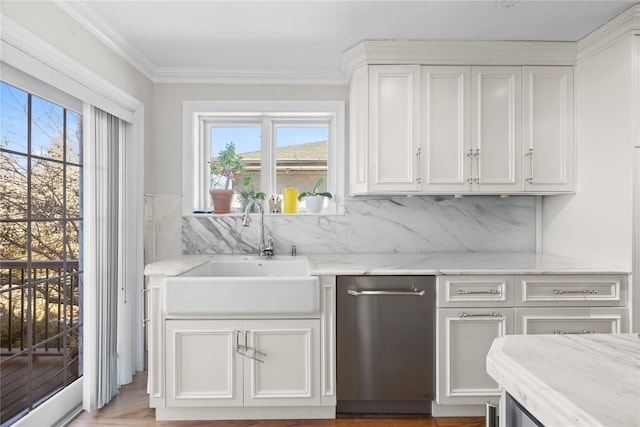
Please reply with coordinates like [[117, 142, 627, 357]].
[[0, 80, 84, 425], [183, 101, 345, 216]]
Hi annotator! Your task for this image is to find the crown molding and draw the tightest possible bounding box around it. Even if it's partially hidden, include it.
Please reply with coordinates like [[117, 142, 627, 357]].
[[577, 4, 640, 64], [154, 67, 347, 85], [53, 0, 156, 81], [0, 15, 141, 120], [52, 0, 348, 85], [342, 40, 577, 79]]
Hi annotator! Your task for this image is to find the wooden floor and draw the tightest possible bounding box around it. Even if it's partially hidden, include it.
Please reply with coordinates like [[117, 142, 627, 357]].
[[68, 372, 484, 427]]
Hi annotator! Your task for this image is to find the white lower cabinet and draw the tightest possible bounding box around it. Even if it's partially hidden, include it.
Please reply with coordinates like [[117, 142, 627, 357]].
[[165, 318, 321, 408], [437, 307, 514, 405], [436, 274, 629, 410]]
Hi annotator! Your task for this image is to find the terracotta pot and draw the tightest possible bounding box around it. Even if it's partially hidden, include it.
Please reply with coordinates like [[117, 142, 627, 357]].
[[210, 189, 234, 213]]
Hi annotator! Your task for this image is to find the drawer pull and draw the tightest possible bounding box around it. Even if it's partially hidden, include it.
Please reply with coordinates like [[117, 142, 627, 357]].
[[553, 329, 596, 335], [552, 289, 598, 295], [457, 289, 501, 295], [348, 288, 425, 297], [458, 311, 503, 318]]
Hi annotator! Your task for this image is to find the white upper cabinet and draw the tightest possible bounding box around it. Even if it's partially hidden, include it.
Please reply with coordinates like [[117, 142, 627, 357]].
[[471, 67, 522, 193], [523, 66, 575, 192], [421, 66, 470, 193], [367, 65, 421, 192], [421, 66, 523, 193], [345, 42, 575, 196]]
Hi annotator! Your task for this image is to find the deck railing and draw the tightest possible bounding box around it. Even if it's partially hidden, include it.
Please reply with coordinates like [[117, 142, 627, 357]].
[[0, 259, 82, 426]]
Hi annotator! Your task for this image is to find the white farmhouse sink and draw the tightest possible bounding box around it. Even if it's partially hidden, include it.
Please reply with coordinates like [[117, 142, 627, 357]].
[[179, 256, 311, 277], [163, 256, 319, 316]]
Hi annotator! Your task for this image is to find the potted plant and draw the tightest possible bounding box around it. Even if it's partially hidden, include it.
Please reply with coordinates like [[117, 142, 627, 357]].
[[237, 173, 266, 212], [209, 142, 246, 213], [297, 177, 332, 213]]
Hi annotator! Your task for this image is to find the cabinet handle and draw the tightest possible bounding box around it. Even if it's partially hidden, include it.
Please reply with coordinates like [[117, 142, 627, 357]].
[[416, 148, 422, 184], [553, 329, 596, 335], [457, 289, 501, 295], [458, 311, 503, 318], [234, 330, 267, 363], [526, 148, 534, 184], [348, 288, 426, 297], [552, 289, 598, 295]]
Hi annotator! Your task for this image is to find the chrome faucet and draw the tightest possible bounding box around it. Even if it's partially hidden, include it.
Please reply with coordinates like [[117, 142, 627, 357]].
[[242, 200, 274, 257]]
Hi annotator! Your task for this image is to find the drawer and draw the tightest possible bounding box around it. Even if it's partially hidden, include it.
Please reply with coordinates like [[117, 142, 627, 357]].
[[437, 275, 513, 307], [514, 274, 627, 307], [515, 307, 629, 334]]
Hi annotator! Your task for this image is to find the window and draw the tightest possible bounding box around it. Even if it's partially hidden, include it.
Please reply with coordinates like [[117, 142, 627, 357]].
[[0, 81, 83, 425], [183, 101, 345, 215]]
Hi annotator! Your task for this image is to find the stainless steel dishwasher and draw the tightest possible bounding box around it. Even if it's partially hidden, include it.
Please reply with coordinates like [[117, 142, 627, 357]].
[[337, 275, 436, 414]]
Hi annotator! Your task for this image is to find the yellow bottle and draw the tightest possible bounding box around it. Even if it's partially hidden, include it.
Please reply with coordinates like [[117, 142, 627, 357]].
[[283, 187, 298, 213]]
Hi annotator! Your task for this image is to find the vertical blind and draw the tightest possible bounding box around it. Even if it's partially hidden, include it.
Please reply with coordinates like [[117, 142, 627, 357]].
[[92, 107, 123, 408]]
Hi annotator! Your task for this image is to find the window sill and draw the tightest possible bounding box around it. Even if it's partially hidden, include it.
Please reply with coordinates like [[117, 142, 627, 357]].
[[192, 210, 344, 217]]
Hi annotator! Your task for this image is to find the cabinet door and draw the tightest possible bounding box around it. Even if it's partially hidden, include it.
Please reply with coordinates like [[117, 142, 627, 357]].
[[368, 65, 421, 192], [437, 308, 514, 405], [523, 66, 574, 192], [471, 67, 522, 193], [165, 320, 243, 407], [515, 307, 628, 335], [421, 66, 471, 193], [349, 65, 369, 195], [243, 319, 321, 407]]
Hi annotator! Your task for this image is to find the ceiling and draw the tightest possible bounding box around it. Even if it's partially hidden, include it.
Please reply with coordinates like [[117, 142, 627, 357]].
[[56, 0, 638, 84]]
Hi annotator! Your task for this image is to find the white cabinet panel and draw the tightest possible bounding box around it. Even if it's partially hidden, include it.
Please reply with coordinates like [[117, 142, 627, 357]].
[[514, 274, 627, 307], [368, 65, 421, 192], [244, 319, 320, 406], [472, 67, 522, 193], [523, 66, 574, 192], [165, 320, 242, 407], [437, 307, 514, 405], [437, 275, 513, 307], [166, 319, 320, 409], [421, 66, 470, 192], [515, 307, 628, 334], [349, 66, 369, 195]]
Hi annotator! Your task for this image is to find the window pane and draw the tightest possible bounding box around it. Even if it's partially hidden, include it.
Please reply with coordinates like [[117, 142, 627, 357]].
[[31, 95, 64, 161], [210, 126, 261, 211], [66, 110, 82, 164], [66, 221, 81, 260], [66, 165, 81, 218], [31, 157, 65, 219], [1, 151, 29, 219], [275, 125, 328, 204], [0, 82, 28, 153], [0, 222, 27, 260], [31, 220, 65, 261]]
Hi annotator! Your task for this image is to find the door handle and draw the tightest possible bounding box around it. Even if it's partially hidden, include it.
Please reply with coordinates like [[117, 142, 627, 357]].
[[347, 288, 426, 296]]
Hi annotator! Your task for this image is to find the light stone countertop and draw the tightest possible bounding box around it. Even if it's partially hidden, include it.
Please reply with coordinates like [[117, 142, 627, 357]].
[[487, 333, 640, 426], [144, 252, 629, 277]]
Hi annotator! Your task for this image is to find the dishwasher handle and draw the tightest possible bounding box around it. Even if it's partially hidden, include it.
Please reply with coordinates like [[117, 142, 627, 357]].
[[347, 288, 426, 297]]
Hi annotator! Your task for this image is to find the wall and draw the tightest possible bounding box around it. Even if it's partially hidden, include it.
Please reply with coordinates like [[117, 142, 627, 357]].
[[149, 83, 537, 258], [542, 34, 635, 268], [1, 0, 155, 192], [145, 193, 536, 258], [151, 83, 348, 195]]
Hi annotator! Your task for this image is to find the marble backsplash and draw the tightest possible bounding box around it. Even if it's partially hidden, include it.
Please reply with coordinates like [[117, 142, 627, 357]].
[[177, 195, 537, 256]]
